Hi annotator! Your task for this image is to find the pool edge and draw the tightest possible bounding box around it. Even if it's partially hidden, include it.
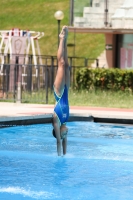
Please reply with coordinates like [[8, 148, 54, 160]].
[[1, 113, 133, 128]]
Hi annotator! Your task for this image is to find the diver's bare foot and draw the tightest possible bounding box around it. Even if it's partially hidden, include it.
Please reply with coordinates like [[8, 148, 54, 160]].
[[59, 26, 68, 39]]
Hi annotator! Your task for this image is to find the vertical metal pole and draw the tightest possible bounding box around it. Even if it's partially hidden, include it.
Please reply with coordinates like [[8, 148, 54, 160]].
[[104, 0, 108, 27], [45, 59, 48, 104], [69, 57, 72, 87], [3, 56, 6, 97], [69, 0, 74, 26], [27, 55, 32, 92], [96, 59, 99, 68], [14, 64, 16, 102], [36, 66, 39, 91], [90, 0, 93, 7], [51, 56, 54, 92], [73, 28, 76, 57], [58, 20, 60, 47]]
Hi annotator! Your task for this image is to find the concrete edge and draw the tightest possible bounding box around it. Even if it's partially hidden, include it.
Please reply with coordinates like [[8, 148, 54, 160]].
[[94, 117, 133, 125], [0, 113, 93, 128], [0, 113, 133, 128]]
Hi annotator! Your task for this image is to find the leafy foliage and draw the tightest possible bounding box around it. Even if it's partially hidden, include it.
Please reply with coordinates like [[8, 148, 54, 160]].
[[76, 68, 133, 92]]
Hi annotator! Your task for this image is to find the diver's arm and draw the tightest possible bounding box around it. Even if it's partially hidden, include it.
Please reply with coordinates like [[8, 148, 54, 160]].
[[53, 115, 61, 156], [55, 125, 61, 156], [62, 137, 67, 155]]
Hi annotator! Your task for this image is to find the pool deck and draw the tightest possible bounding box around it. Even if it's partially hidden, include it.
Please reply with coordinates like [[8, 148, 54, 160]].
[[0, 102, 133, 127]]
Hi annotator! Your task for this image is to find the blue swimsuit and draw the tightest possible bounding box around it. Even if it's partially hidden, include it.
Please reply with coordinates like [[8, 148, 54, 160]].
[[54, 85, 69, 125]]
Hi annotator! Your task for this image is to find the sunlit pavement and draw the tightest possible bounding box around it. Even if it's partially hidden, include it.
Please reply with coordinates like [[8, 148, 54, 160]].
[[0, 103, 133, 122]]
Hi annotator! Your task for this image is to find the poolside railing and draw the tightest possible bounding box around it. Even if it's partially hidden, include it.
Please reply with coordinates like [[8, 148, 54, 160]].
[[0, 54, 99, 103]]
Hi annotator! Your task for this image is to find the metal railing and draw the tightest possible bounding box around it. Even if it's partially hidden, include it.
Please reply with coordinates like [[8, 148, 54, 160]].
[[0, 54, 100, 103]]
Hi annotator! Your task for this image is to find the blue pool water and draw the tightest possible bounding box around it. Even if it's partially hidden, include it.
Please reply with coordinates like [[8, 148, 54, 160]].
[[0, 122, 133, 200]]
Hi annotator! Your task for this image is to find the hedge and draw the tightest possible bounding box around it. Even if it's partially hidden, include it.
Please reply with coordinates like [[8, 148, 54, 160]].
[[76, 68, 133, 91]]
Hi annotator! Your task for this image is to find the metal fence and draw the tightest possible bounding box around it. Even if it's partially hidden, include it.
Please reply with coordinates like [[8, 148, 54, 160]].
[[0, 54, 99, 103]]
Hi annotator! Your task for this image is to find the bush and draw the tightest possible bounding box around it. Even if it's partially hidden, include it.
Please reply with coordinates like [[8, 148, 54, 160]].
[[76, 68, 133, 92]]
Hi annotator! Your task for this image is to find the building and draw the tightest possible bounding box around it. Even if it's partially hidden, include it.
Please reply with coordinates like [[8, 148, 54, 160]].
[[69, 0, 133, 69]]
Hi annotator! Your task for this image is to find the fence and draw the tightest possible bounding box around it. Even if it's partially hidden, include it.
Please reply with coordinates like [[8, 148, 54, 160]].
[[0, 54, 99, 103]]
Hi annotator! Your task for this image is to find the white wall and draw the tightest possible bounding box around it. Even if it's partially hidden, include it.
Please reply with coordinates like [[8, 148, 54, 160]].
[[74, 0, 127, 28]]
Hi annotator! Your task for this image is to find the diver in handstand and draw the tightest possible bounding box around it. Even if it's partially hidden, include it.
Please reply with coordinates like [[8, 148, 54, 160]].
[[52, 25, 70, 156]]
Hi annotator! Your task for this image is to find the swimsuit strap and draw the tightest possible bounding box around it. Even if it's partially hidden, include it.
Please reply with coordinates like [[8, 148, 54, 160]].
[[53, 85, 65, 102]]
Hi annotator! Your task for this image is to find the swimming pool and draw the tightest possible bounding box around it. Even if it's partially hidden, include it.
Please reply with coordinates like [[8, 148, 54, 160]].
[[0, 121, 133, 200]]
